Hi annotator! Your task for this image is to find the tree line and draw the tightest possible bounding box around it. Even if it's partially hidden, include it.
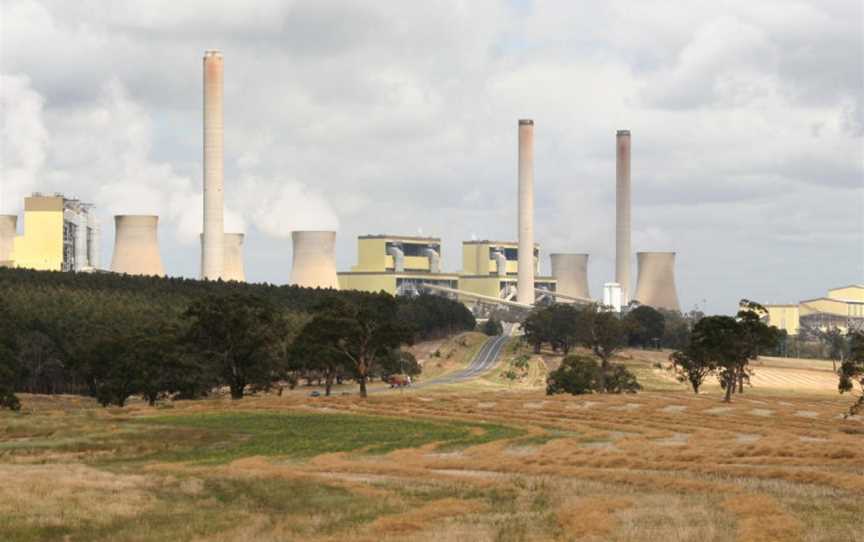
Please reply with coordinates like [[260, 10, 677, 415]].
[[0, 267, 476, 409], [535, 298, 863, 413], [528, 303, 642, 395], [533, 300, 773, 399]]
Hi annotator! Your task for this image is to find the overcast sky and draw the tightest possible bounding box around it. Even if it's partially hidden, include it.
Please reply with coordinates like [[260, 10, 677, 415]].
[[1, 0, 862, 314]]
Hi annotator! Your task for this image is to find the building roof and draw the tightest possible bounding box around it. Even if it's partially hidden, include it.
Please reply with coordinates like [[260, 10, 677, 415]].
[[458, 274, 556, 281], [828, 284, 864, 291], [338, 270, 459, 278], [462, 240, 540, 247], [358, 234, 441, 242]]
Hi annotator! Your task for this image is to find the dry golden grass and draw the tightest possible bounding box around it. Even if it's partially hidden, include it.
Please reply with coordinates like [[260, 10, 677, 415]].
[[0, 464, 162, 528], [1, 351, 862, 541], [365, 498, 486, 537], [556, 497, 632, 539]]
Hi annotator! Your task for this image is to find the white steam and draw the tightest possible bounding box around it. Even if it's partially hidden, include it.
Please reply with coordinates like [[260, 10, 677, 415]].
[[0, 74, 49, 214], [0, 74, 337, 247], [234, 176, 339, 238]]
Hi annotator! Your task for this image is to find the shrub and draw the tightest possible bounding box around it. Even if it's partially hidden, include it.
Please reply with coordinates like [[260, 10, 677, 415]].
[[604, 364, 642, 393], [546, 356, 599, 395], [546, 355, 641, 395]]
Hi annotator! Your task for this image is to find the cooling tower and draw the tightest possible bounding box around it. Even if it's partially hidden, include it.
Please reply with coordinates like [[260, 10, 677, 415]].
[[0, 215, 17, 263], [550, 253, 590, 299], [202, 49, 225, 280], [517, 119, 535, 304], [87, 211, 100, 269], [634, 252, 680, 312], [111, 215, 165, 277], [290, 231, 339, 289], [615, 130, 631, 304], [223, 233, 245, 282]]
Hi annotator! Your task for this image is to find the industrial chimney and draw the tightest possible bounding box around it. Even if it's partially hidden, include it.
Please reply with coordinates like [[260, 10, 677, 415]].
[[0, 215, 17, 264], [517, 119, 535, 304], [223, 233, 246, 282], [550, 253, 590, 300], [202, 49, 224, 280], [290, 231, 339, 289], [111, 215, 165, 277], [200, 232, 245, 281], [634, 251, 681, 312], [615, 130, 631, 305]]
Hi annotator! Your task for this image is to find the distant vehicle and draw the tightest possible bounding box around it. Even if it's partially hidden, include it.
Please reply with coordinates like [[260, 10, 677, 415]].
[[385, 374, 412, 388], [309, 391, 321, 397]]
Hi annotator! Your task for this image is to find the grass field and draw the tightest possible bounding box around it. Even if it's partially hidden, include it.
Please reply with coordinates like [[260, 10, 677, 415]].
[[1, 342, 862, 541]]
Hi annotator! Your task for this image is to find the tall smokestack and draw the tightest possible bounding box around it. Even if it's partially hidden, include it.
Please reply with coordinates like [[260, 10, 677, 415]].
[[111, 215, 165, 277], [634, 251, 681, 312], [290, 231, 339, 289], [200, 232, 246, 282], [517, 119, 535, 305], [202, 50, 224, 280], [615, 129, 631, 305], [0, 215, 16, 263]]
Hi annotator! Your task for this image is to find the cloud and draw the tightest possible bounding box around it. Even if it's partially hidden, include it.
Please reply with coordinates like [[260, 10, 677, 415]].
[[0, 74, 48, 213], [0, 0, 861, 313], [1, 73, 337, 247], [234, 176, 339, 238]]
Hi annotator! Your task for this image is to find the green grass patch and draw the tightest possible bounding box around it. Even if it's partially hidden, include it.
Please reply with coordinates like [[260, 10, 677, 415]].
[[142, 410, 524, 464]]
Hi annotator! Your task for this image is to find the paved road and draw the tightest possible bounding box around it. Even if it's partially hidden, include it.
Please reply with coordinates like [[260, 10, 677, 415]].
[[408, 333, 509, 389], [438, 334, 508, 383]]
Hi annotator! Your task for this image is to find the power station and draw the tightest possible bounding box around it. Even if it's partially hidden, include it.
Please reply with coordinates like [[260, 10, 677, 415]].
[[3, 194, 100, 272], [337, 234, 458, 295], [1, 50, 684, 315]]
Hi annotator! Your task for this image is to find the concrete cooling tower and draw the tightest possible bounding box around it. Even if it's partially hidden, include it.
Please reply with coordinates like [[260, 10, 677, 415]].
[[550, 253, 590, 300], [0, 215, 17, 263], [223, 233, 245, 282], [634, 252, 680, 312], [290, 231, 339, 289], [111, 215, 165, 277], [517, 119, 535, 304]]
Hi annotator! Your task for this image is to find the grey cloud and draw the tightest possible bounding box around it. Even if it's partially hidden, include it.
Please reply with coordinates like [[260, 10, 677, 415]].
[[1, 0, 861, 315]]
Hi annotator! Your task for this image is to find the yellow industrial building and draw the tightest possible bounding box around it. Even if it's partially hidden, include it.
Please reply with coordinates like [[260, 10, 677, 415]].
[[338, 235, 556, 303], [765, 285, 864, 335], [337, 235, 459, 296], [458, 240, 556, 302], [2, 194, 100, 272]]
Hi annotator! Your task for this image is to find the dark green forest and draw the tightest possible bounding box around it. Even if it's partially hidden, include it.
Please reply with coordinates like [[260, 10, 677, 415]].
[[0, 268, 475, 408]]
